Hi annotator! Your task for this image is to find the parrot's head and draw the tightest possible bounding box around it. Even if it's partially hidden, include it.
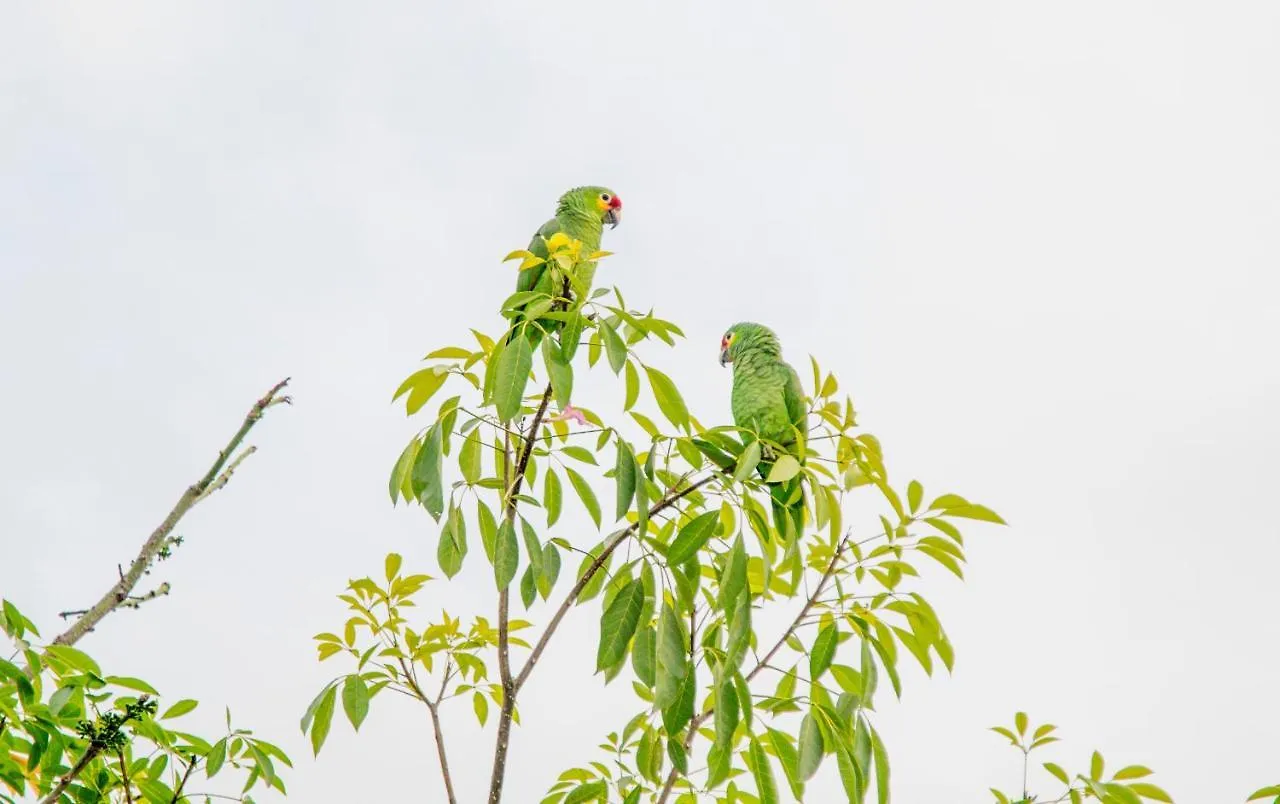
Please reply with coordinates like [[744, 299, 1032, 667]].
[[719, 322, 780, 367], [561, 186, 623, 229]]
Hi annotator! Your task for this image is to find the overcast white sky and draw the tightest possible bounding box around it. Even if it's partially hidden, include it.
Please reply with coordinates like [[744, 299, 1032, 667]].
[[3, 2, 1278, 802]]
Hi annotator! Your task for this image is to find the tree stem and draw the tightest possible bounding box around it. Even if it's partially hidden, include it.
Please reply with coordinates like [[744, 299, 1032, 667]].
[[53, 379, 290, 647]]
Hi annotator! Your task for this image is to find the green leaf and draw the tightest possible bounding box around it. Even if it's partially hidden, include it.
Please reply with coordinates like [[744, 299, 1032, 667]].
[[206, 738, 228, 777], [414, 424, 444, 520], [45, 645, 101, 676], [544, 469, 563, 528], [765, 455, 801, 483], [395, 368, 446, 414], [600, 320, 628, 374], [810, 624, 837, 679], [597, 580, 645, 672], [437, 504, 467, 578], [765, 727, 804, 801], [389, 437, 419, 504], [715, 672, 741, 749], [564, 780, 607, 804], [719, 536, 749, 614], [645, 366, 690, 430], [662, 665, 695, 735], [631, 625, 657, 687], [624, 360, 640, 411], [494, 331, 534, 421], [906, 480, 923, 514], [560, 312, 585, 362], [654, 602, 688, 709], [1112, 765, 1153, 781], [1043, 762, 1070, 785], [734, 441, 763, 483], [748, 736, 780, 804], [797, 711, 825, 780], [478, 500, 498, 562], [666, 736, 688, 775], [561, 446, 598, 465], [615, 442, 637, 521], [1247, 787, 1280, 802], [459, 433, 483, 484], [566, 467, 602, 528], [538, 542, 561, 599], [161, 699, 198, 719], [105, 676, 160, 695], [473, 691, 489, 727], [947, 503, 1007, 525], [542, 338, 574, 409], [495, 520, 519, 589], [520, 565, 537, 608], [341, 675, 370, 731], [1090, 750, 1105, 780], [707, 741, 732, 789], [666, 511, 720, 565], [308, 686, 336, 755], [1014, 711, 1028, 736], [1126, 783, 1172, 802]]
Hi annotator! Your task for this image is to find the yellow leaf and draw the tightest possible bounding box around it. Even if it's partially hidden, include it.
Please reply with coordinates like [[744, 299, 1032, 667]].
[[502, 249, 535, 262], [766, 455, 802, 483], [545, 232, 573, 252]]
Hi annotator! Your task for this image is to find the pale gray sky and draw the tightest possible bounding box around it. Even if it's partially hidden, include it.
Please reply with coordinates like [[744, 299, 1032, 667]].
[[3, 2, 1277, 802]]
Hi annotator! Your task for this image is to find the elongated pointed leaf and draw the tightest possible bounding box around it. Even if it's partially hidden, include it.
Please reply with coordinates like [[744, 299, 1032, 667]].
[[494, 331, 533, 421], [566, 466, 602, 528], [667, 511, 720, 565], [654, 602, 688, 709], [341, 675, 370, 732], [748, 737, 780, 804], [798, 712, 825, 780], [413, 424, 444, 520], [734, 441, 762, 483], [645, 366, 690, 430], [495, 520, 519, 589], [615, 442, 637, 521], [597, 580, 645, 672], [810, 623, 837, 679]]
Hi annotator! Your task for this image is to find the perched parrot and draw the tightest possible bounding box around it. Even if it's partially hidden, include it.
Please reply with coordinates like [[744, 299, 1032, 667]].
[[719, 322, 807, 538], [507, 185, 623, 346]]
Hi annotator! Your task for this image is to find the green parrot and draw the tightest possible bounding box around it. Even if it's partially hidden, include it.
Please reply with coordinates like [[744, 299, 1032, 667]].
[[719, 322, 807, 538], [507, 185, 623, 346]]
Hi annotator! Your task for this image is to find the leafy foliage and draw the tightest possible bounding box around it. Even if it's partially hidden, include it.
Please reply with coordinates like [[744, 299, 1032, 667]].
[[314, 232, 1008, 803], [988, 712, 1174, 804], [0, 600, 287, 803]]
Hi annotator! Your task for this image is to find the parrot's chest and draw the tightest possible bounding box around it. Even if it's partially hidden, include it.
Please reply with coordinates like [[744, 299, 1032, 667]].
[[731, 371, 789, 441]]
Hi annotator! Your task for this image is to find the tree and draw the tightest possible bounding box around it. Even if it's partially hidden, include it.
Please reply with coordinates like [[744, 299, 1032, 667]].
[[0, 381, 294, 803], [987, 712, 1174, 804], [304, 237, 1007, 803]]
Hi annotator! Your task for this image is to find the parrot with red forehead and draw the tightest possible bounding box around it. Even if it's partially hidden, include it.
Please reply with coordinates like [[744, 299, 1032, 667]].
[[507, 185, 623, 346], [719, 322, 808, 538]]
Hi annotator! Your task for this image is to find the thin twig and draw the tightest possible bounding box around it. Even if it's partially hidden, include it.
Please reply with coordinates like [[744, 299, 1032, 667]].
[[489, 383, 554, 804], [40, 745, 100, 804], [169, 757, 197, 803], [118, 749, 135, 804], [53, 379, 290, 647], [654, 531, 853, 803], [512, 474, 716, 696]]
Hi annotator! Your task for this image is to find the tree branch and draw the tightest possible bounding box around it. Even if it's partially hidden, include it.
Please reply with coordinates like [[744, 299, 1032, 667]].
[[118, 749, 135, 804], [40, 744, 101, 804], [488, 383, 554, 804], [52, 379, 291, 647], [169, 756, 197, 803], [512, 474, 715, 695], [426, 702, 459, 804], [655, 531, 852, 803]]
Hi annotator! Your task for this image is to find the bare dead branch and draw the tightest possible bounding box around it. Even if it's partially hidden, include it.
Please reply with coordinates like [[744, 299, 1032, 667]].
[[53, 378, 290, 647]]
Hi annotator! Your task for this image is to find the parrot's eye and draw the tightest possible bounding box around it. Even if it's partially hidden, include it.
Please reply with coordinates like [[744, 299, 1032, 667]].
[[724, 332, 734, 342], [600, 193, 611, 202]]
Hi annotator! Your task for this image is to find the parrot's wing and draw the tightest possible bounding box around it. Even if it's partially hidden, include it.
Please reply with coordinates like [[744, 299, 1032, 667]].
[[515, 217, 560, 294], [782, 362, 808, 456]]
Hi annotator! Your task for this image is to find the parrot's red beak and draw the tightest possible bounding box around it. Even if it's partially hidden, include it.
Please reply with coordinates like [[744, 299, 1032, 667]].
[[604, 195, 622, 229]]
